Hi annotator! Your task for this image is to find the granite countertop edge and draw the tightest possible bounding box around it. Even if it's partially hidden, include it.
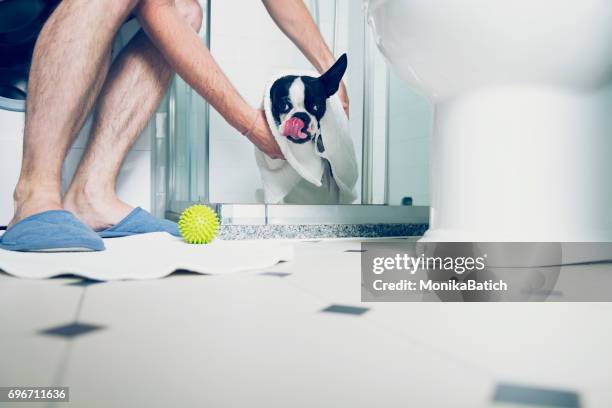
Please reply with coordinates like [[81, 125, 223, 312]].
[[218, 223, 429, 240]]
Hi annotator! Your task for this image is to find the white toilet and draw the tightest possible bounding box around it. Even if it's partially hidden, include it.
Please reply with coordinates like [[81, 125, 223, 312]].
[[366, 0, 612, 242]]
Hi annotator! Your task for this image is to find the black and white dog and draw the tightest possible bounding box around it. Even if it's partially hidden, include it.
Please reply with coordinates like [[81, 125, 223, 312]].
[[269, 53, 347, 152]]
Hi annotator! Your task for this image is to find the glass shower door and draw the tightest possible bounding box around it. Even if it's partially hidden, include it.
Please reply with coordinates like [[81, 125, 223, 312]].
[[158, 0, 432, 226], [157, 0, 211, 217]]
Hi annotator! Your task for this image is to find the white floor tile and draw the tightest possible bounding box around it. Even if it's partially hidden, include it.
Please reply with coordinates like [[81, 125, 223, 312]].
[[0, 335, 70, 393], [0, 274, 83, 335], [366, 302, 612, 392], [2, 241, 610, 407], [60, 273, 492, 408], [0, 274, 84, 398]]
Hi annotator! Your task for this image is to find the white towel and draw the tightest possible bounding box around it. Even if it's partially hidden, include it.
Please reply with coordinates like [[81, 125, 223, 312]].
[[0, 232, 294, 281], [255, 71, 359, 204]]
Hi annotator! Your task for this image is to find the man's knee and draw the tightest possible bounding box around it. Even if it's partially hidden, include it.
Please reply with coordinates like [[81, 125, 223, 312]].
[[175, 0, 203, 32]]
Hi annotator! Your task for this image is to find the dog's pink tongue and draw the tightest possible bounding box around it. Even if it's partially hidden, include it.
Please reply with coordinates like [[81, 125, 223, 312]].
[[282, 117, 306, 139]]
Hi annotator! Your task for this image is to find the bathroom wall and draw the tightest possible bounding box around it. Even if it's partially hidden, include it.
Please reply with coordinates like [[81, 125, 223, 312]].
[[361, 37, 433, 206], [385, 71, 433, 206]]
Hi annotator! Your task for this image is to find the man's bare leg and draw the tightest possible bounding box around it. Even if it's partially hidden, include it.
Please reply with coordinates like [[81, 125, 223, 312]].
[[10, 0, 138, 227], [62, 31, 172, 230], [63, 0, 202, 231]]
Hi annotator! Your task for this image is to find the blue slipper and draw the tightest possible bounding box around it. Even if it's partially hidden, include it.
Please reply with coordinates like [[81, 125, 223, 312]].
[[97, 207, 180, 238], [0, 210, 105, 252]]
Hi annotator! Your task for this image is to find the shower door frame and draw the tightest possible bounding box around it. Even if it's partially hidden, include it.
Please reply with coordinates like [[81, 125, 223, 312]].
[[159, 0, 430, 228]]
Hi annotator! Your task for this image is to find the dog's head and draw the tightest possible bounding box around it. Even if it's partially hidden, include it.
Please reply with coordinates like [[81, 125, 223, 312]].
[[269, 54, 347, 144]]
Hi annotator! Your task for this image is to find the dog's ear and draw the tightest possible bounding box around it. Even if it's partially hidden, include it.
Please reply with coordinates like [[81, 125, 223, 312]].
[[319, 53, 347, 97]]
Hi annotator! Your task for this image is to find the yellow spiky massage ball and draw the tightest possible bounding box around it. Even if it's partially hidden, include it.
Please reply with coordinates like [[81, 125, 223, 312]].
[[178, 205, 220, 244]]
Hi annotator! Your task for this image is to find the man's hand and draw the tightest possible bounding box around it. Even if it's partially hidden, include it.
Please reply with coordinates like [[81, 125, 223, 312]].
[[337, 80, 349, 118], [245, 109, 285, 160]]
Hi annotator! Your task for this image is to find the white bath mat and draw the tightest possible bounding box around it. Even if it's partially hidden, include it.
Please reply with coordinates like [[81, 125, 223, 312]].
[[0, 232, 293, 281]]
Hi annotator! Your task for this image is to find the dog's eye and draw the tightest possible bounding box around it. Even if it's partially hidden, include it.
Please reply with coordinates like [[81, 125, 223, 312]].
[[312, 104, 319, 112], [281, 102, 292, 112]]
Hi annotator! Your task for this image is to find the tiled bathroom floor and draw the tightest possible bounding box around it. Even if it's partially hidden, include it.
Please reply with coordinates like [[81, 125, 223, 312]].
[[1, 239, 611, 407]]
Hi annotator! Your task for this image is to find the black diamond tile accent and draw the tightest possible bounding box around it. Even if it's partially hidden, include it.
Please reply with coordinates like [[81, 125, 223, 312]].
[[260, 272, 292, 278], [493, 383, 580, 408], [321, 304, 370, 316], [67, 278, 104, 287], [345, 249, 366, 253], [40, 322, 105, 338]]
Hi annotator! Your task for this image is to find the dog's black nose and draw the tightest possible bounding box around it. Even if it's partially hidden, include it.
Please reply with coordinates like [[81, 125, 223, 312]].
[[292, 111, 310, 131]]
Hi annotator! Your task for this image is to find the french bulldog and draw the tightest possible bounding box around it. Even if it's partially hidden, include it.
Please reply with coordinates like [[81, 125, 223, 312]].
[[269, 53, 347, 152]]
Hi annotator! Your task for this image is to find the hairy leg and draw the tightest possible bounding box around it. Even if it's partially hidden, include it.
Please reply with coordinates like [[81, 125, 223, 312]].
[[63, 0, 202, 230], [10, 0, 138, 227], [63, 31, 173, 230]]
